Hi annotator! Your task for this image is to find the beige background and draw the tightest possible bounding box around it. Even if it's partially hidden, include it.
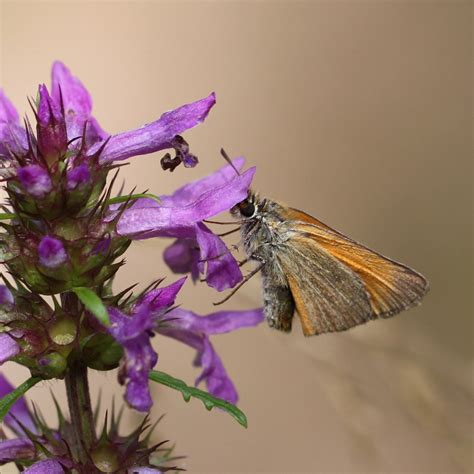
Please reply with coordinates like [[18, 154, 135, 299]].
[[0, 1, 472, 473]]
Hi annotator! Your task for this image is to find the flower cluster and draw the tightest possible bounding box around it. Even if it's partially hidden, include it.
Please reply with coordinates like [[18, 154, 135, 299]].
[[0, 62, 263, 472]]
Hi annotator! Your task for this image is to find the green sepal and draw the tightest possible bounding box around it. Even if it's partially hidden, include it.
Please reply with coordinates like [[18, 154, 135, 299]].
[[0, 376, 41, 424], [107, 193, 161, 206], [72, 287, 110, 326], [149, 370, 248, 428]]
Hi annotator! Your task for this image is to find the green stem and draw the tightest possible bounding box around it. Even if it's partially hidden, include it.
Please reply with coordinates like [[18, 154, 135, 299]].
[[65, 360, 96, 467]]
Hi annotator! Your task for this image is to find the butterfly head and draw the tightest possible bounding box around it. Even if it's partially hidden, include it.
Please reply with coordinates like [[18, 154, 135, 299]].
[[232, 190, 263, 219]]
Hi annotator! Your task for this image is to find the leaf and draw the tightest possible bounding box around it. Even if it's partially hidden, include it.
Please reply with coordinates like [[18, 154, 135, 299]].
[[0, 376, 41, 424], [72, 287, 110, 326], [107, 193, 161, 206], [0, 213, 15, 221], [149, 370, 247, 428]]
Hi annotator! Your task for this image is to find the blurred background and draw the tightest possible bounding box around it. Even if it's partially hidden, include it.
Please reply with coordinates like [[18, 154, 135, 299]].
[[0, 1, 472, 472]]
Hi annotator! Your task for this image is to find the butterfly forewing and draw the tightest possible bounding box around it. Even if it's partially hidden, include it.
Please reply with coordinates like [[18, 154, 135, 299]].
[[283, 207, 429, 319]]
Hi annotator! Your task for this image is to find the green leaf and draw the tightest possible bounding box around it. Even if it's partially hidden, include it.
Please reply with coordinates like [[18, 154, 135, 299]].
[[0, 376, 41, 424], [149, 370, 248, 428], [107, 193, 161, 206], [0, 213, 15, 221], [72, 287, 110, 326]]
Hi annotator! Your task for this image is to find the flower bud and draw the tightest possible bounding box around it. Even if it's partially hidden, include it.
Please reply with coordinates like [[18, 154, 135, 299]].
[[17, 165, 52, 198], [48, 316, 77, 346], [37, 351, 68, 378], [83, 333, 123, 371], [91, 445, 120, 473], [66, 164, 91, 191], [38, 236, 68, 268], [36, 84, 68, 162]]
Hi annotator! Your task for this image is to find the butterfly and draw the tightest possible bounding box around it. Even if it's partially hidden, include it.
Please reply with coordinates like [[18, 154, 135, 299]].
[[214, 153, 429, 336]]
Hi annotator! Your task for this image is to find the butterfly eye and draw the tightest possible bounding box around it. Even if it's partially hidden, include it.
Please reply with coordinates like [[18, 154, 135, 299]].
[[238, 200, 255, 218]]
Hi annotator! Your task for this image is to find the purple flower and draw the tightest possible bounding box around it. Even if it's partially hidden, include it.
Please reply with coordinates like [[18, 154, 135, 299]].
[[164, 222, 242, 291], [1, 61, 215, 166], [17, 165, 52, 198], [129, 468, 162, 474], [108, 278, 186, 412], [158, 307, 264, 403], [66, 163, 90, 190], [0, 438, 35, 463], [117, 164, 253, 238], [37, 84, 68, 159], [38, 236, 68, 268]]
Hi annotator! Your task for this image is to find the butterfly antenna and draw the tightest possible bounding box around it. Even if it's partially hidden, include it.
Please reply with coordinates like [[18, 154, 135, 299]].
[[220, 148, 240, 176]]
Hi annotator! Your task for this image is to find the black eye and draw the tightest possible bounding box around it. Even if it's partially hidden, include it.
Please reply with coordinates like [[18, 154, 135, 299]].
[[238, 200, 255, 217]]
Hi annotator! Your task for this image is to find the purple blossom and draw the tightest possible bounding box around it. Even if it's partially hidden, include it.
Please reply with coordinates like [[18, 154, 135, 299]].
[[116, 163, 254, 238], [38, 236, 68, 268], [66, 163, 90, 190], [108, 278, 186, 412], [17, 165, 52, 198], [158, 308, 264, 403], [1, 61, 215, 167], [37, 84, 68, 158], [129, 468, 162, 474], [0, 438, 35, 464]]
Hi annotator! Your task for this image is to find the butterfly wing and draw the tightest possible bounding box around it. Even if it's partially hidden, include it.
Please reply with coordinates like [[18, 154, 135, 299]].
[[282, 207, 429, 320], [276, 235, 376, 336]]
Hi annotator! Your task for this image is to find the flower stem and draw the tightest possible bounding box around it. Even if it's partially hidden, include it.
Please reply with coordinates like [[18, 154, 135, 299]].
[[65, 359, 96, 466]]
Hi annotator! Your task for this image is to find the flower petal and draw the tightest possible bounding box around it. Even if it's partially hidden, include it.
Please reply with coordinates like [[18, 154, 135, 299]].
[[128, 468, 163, 474], [95, 92, 216, 163], [17, 165, 52, 199], [117, 167, 255, 237], [24, 459, 65, 474], [51, 61, 106, 146], [135, 277, 187, 315], [0, 438, 34, 463], [158, 308, 263, 403], [160, 157, 245, 207], [0, 89, 19, 124], [163, 238, 200, 280], [0, 373, 36, 434], [167, 307, 264, 335], [195, 223, 242, 291], [0, 333, 20, 364]]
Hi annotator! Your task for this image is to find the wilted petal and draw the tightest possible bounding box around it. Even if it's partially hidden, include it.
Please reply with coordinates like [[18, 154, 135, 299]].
[[117, 167, 255, 237], [195, 223, 242, 291], [51, 61, 106, 146], [24, 459, 65, 474], [0, 438, 35, 463], [0, 333, 20, 364], [95, 93, 216, 163], [0, 373, 36, 434]]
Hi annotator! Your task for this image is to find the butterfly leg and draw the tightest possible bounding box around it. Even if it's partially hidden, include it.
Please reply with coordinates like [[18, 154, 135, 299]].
[[213, 259, 265, 305]]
